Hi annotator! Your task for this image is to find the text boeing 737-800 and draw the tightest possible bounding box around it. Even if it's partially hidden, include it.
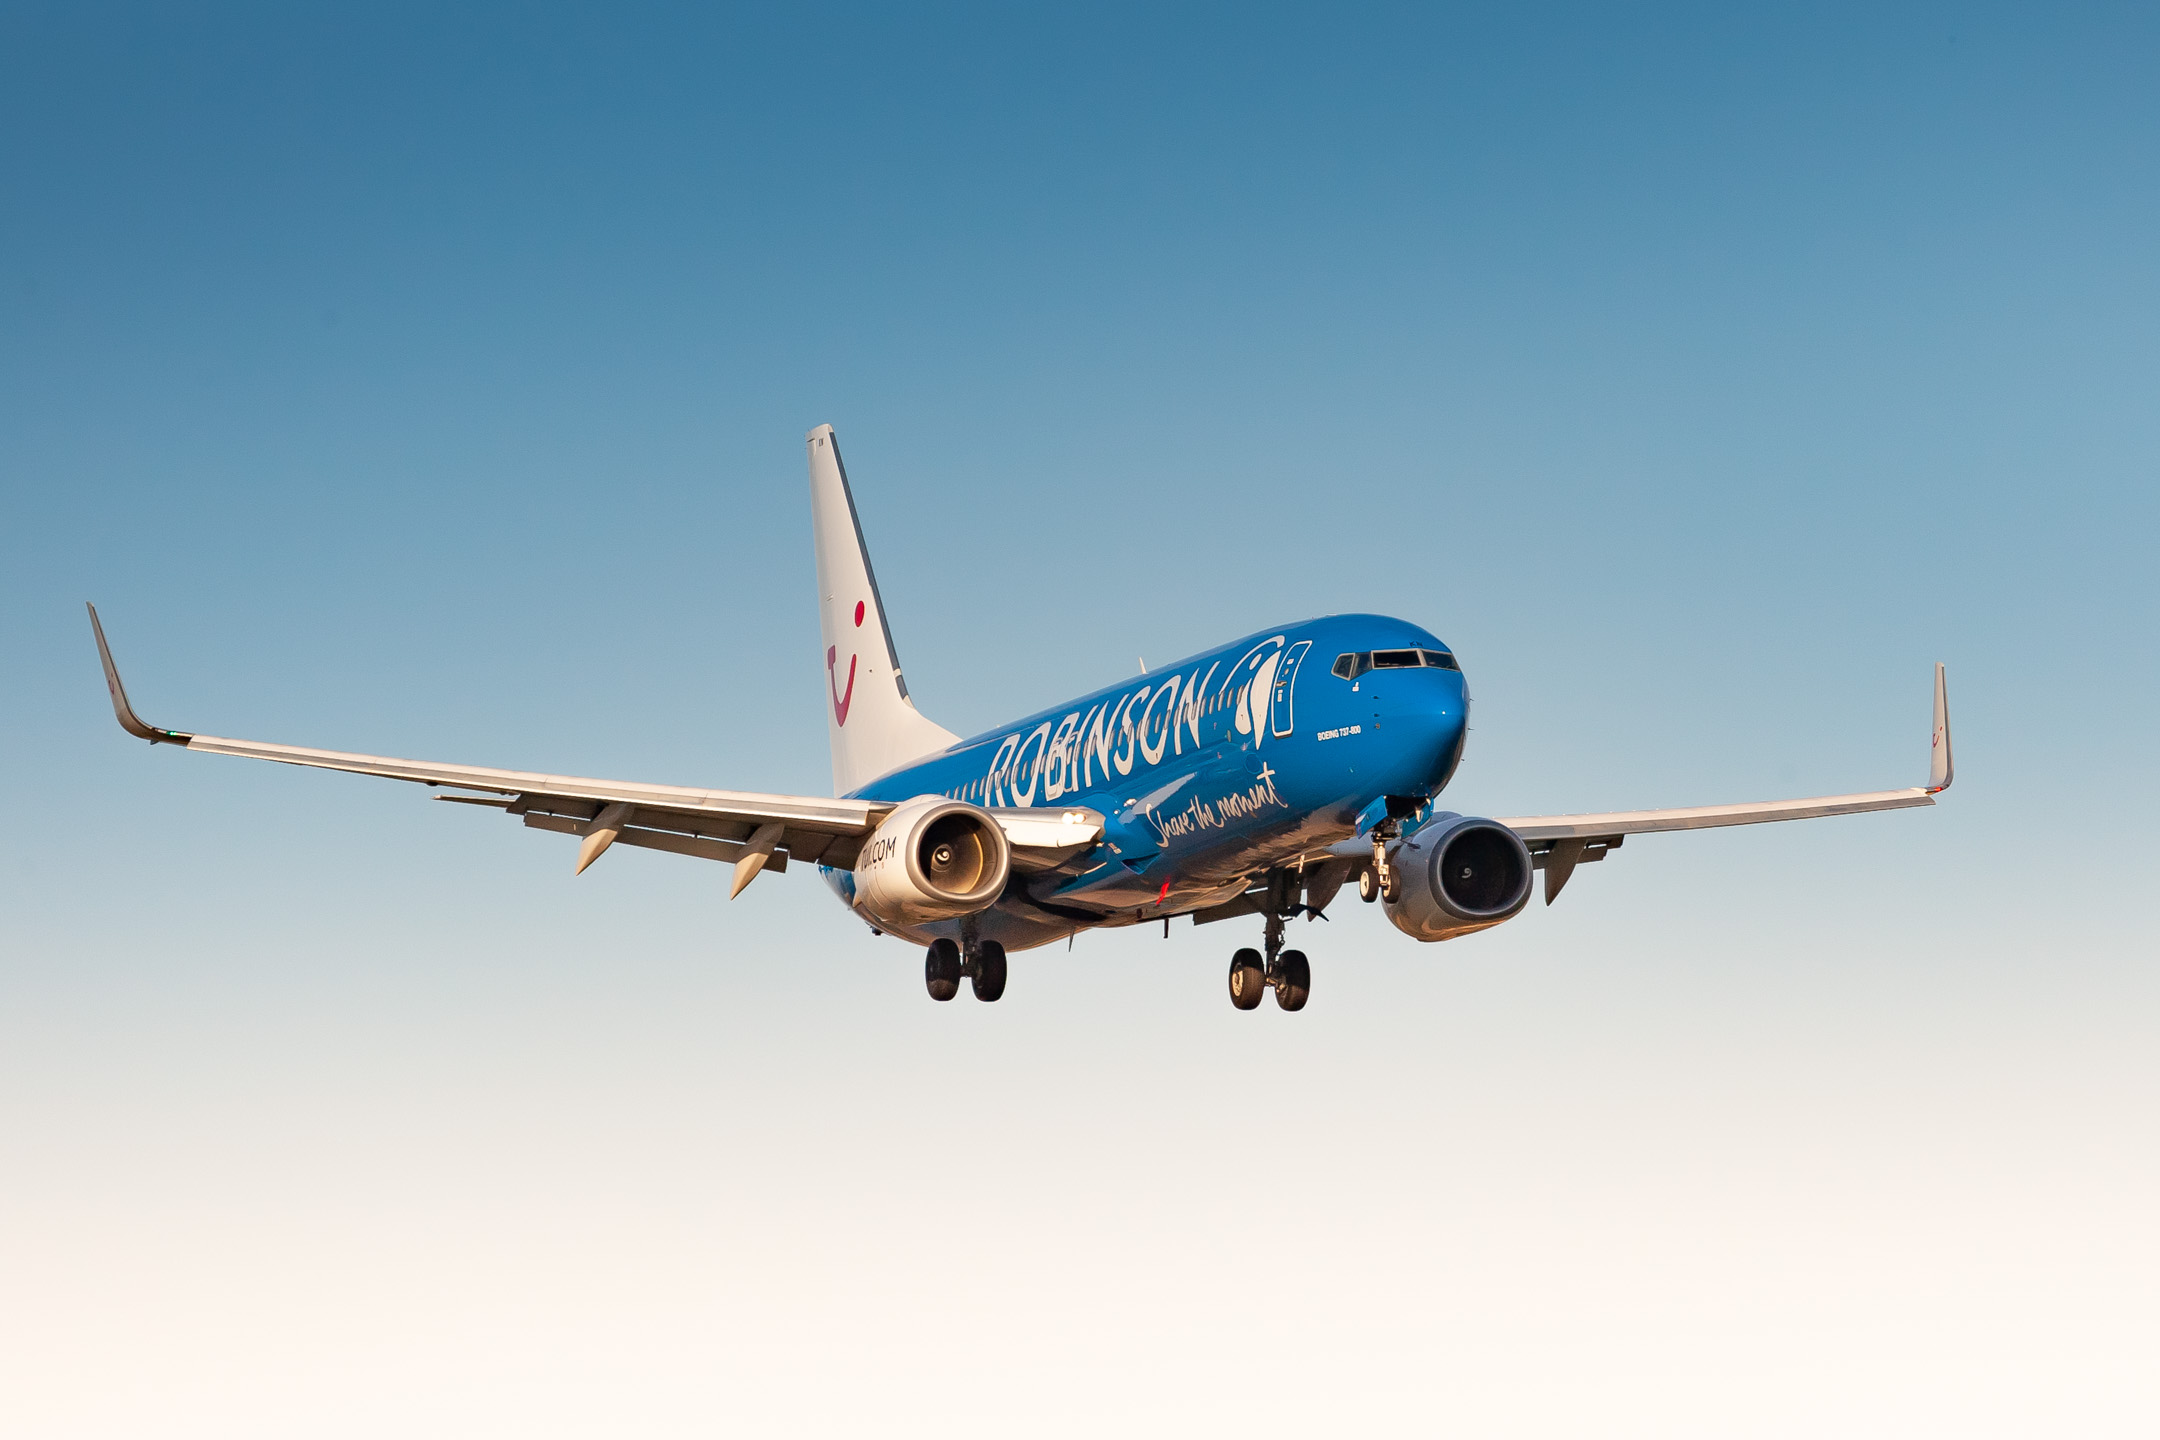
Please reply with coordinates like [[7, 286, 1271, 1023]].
[[89, 424, 1953, 1011]]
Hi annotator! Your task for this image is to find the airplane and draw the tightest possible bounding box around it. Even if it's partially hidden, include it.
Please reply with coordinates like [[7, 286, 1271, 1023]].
[[89, 423, 1953, 1011]]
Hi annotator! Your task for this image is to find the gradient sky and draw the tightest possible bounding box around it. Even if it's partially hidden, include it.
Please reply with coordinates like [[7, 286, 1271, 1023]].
[[3, 4, 2155, 1436]]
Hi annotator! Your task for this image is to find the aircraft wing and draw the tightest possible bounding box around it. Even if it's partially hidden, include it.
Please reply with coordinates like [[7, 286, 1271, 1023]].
[[89, 604, 914, 892], [1494, 663, 1954, 903], [1499, 784, 1939, 842]]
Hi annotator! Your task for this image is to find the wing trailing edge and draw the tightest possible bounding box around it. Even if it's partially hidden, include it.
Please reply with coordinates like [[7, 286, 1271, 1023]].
[[1490, 664, 1954, 903], [86, 605, 1093, 884]]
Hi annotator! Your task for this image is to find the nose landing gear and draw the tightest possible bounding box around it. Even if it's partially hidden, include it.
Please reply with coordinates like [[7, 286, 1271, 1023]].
[[1358, 820, 1402, 903]]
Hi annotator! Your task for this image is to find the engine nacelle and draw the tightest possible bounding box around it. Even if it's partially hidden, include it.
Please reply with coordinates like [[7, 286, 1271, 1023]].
[[1383, 815, 1534, 942], [852, 796, 1011, 928]]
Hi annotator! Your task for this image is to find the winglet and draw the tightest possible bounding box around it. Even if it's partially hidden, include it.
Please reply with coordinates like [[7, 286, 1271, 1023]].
[[1926, 662, 1953, 794], [86, 604, 193, 745]]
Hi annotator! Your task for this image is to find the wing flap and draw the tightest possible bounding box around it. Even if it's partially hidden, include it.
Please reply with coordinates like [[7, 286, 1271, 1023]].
[[514, 796, 861, 871], [521, 811, 793, 873], [990, 806, 1104, 873]]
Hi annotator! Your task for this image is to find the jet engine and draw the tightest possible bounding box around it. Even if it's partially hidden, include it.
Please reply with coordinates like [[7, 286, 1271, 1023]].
[[852, 797, 1011, 928], [1383, 815, 1534, 942]]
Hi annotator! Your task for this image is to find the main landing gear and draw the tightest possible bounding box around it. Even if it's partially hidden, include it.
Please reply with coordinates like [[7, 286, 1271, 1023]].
[[925, 936, 1007, 1003], [1226, 906, 1310, 1012]]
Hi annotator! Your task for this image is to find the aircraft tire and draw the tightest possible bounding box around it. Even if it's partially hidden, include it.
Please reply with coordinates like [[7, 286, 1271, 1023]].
[[1357, 867, 1378, 902], [1228, 949, 1267, 1010], [1380, 869, 1401, 904], [1274, 950, 1311, 1012], [971, 941, 1008, 1002], [925, 939, 962, 1002]]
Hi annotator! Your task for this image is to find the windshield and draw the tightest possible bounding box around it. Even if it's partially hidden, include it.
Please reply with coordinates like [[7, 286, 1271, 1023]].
[[1332, 648, 1459, 680]]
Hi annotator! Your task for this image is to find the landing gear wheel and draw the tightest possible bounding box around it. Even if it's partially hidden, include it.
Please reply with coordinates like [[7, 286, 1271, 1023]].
[[1380, 869, 1401, 904], [1358, 867, 1378, 903], [1273, 949, 1311, 1011], [970, 941, 1008, 1002], [925, 938, 962, 1002], [1228, 948, 1267, 1010]]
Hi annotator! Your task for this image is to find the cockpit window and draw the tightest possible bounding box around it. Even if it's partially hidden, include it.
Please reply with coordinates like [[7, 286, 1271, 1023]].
[[1334, 648, 1460, 679]]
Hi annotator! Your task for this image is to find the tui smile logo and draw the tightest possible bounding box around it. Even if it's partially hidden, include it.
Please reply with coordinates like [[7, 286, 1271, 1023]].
[[828, 599, 866, 726]]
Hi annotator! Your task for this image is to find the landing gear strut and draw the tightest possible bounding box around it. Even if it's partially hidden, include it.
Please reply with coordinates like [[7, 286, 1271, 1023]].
[[1263, 911, 1311, 1012], [1358, 820, 1402, 904], [1226, 877, 1312, 1012]]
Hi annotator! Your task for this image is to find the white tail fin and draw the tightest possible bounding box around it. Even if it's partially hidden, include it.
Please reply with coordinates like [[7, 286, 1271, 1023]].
[[808, 425, 960, 795]]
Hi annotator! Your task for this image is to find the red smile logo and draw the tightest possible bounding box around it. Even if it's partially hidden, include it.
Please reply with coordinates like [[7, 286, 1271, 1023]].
[[828, 600, 867, 726], [827, 645, 857, 726]]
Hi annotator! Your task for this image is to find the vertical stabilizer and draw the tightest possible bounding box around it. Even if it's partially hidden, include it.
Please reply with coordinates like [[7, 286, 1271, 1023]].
[[808, 425, 960, 795]]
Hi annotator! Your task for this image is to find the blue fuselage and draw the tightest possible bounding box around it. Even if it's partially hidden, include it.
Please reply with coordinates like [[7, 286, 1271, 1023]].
[[822, 614, 1469, 950]]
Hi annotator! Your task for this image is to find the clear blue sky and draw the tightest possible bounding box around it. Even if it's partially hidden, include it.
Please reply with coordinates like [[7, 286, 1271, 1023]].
[[3, 5, 2155, 1435]]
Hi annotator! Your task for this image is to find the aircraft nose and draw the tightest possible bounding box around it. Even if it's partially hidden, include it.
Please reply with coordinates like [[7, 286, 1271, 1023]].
[[1408, 675, 1469, 787]]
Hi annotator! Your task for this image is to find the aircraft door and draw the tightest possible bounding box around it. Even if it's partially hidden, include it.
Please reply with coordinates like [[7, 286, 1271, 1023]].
[[1270, 640, 1312, 738]]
